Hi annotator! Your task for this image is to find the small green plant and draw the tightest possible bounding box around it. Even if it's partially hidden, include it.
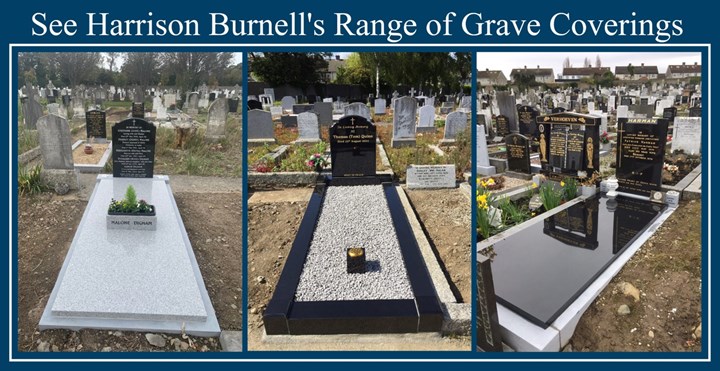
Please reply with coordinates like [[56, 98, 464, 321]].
[[561, 177, 578, 200], [18, 164, 46, 196], [476, 185, 501, 240], [108, 185, 153, 214], [498, 197, 529, 226], [539, 182, 563, 212]]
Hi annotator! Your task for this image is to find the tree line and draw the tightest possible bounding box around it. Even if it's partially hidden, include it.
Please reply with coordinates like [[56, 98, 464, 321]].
[[18, 52, 242, 92]]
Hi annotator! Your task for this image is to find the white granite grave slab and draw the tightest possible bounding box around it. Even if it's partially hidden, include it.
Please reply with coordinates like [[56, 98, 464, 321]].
[[40, 175, 220, 336]]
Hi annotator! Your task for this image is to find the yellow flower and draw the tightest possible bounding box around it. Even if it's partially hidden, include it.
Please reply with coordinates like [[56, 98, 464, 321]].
[[560, 181, 565, 187], [487, 178, 495, 186], [477, 194, 488, 210], [532, 182, 538, 189]]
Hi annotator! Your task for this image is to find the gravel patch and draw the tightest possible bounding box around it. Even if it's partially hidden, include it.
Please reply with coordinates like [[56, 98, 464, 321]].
[[294, 185, 414, 302]]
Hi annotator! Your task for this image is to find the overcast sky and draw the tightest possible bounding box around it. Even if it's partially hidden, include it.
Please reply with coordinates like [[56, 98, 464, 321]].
[[476, 52, 701, 78]]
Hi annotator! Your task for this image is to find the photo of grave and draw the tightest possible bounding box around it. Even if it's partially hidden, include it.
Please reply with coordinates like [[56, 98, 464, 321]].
[[474, 52, 702, 352], [247, 52, 472, 350], [16, 52, 243, 352]]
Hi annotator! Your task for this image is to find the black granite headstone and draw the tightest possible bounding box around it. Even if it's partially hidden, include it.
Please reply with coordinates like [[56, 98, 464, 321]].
[[689, 106, 702, 117], [621, 96, 633, 106], [292, 104, 314, 114], [62, 95, 71, 107], [537, 112, 600, 179], [476, 254, 503, 352], [663, 107, 677, 121], [280, 115, 297, 128], [112, 118, 156, 178], [85, 109, 106, 140], [228, 98, 239, 113], [330, 115, 376, 178], [47, 96, 56, 104], [505, 133, 531, 174], [640, 98, 649, 106], [551, 107, 566, 114], [517, 105, 539, 139], [616, 118, 669, 196], [495, 115, 510, 137], [209, 92, 216, 101], [247, 99, 262, 110], [131, 102, 145, 118]]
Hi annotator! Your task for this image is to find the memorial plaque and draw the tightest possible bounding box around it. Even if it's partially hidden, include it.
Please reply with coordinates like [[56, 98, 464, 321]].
[[112, 119, 156, 178], [131, 102, 145, 118], [505, 133, 531, 174], [85, 109, 106, 141], [517, 105, 539, 139], [406, 165, 456, 189], [495, 115, 510, 137], [537, 112, 600, 178], [476, 254, 503, 352], [616, 118, 669, 196], [330, 115, 376, 177]]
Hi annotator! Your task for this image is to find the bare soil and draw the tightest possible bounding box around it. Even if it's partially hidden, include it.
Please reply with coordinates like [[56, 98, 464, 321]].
[[570, 199, 702, 352], [247, 187, 471, 350], [71, 143, 109, 164], [17, 189, 242, 352]]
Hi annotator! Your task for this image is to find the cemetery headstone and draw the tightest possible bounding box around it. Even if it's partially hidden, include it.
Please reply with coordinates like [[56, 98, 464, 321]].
[[671, 117, 701, 155], [344, 102, 372, 121], [442, 112, 468, 142], [537, 112, 600, 179], [247, 99, 263, 111], [476, 125, 496, 176], [22, 96, 43, 130], [374, 98, 386, 115], [132, 102, 145, 118], [85, 109, 107, 143], [247, 109, 275, 144], [37, 114, 78, 191], [187, 92, 200, 115], [496, 92, 518, 132], [689, 106, 702, 117], [292, 104, 314, 114], [206, 98, 227, 141], [330, 115, 376, 177], [163, 94, 176, 108], [505, 133, 531, 174], [281, 96, 296, 112], [495, 115, 510, 137], [112, 118, 157, 178], [616, 118, 670, 196], [417, 105, 436, 133], [295, 112, 320, 143], [270, 106, 283, 120], [152, 96, 162, 112], [313, 102, 333, 127], [391, 97, 417, 148], [517, 105, 539, 139], [663, 107, 677, 121]]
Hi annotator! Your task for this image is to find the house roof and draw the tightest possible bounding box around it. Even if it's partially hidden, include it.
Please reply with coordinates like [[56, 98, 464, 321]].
[[667, 63, 701, 74], [615, 65, 659, 75], [477, 70, 506, 80], [510, 67, 554, 77], [562, 67, 611, 76]]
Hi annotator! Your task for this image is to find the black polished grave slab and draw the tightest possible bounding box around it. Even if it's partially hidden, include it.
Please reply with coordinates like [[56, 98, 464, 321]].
[[663, 107, 677, 121], [228, 98, 239, 113], [263, 180, 443, 335], [330, 115, 376, 178], [616, 118, 669, 196], [487, 195, 665, 328], [112, 118, 156, 178], [505, 133, 531, 174], [689, 106, 702, 117], [85, 109, 106, 140]]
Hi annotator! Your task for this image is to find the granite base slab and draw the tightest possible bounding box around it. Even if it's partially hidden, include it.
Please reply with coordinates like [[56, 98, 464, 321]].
[[39, 175, 220, 336]]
